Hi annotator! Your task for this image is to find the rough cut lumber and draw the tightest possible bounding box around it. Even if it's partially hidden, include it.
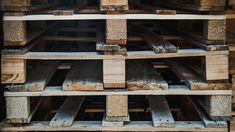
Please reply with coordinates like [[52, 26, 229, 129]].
[[0, 121, 228, 131], [205, 55, 228, 81], [3, 21, 26, 46], [5, 61, 59, 92], [106, 19, 127, 45], [148, 96, 175, 127], [132, 25, 177, 53], [63, 61, 103, 91], [106, 95, 128, 121], [103, 59, 125, 88], [1, 59, 26, 84], [126, 60, 168, 90], [1, 0, 30, 6], [165, 59, 230, 90], [100, 0, 128, 12], [203, 20, 226, 41], [50, 97, 85, 127], [4, 85, 232, 97]]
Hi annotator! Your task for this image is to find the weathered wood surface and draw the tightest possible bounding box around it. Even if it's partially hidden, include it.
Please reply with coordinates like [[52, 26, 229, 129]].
[[0, 121, 228, 131], [50, 97, 85, 127], [148, 96, 175, 127], [165, 59, 230, 90], [63, 61, 103, 91], [5, 61, 59, 92], [1, 59, 26, 84], [103, 59, 125, 88], [100, 0, 128, 12], [132, 25, 178, 53], [126, 60, 168, 90]]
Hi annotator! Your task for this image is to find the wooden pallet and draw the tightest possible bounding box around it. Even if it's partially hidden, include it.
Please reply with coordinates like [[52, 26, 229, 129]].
[[0, 95, 230, 131]]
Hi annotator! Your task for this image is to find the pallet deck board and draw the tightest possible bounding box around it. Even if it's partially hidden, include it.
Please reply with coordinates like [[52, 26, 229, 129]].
[[50, 97, 85, 127], [4, 85, 232, 97], [0, 121, 228, 131], [3, 14, 226, 21], [63, 61, 103, 91]]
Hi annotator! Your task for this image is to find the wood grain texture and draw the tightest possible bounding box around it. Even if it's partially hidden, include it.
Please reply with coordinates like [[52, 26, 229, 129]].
[[106, 95, 128, 118], [1, 59, 26, 84], [127, 60, 168, 90], [203, 20, 226, 41], [100, 0, 128, 11], [50, 97, 85, 127], [63, 61, 103, 91]]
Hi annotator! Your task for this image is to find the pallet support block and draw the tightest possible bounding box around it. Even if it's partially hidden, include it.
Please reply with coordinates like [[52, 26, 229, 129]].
[[1, 59, 26, 84], [4, 21, 27, 46], [106, 95, 128, 122], [205, 55, 228, 81], [103, 59, 125, 88], [1, 0, 31, 6], [106, 19, 127, 45], [204, 95, 231, 120], [6, 97, 30, 123], [203, 20, 226, 41], [100, 0, 129, 12]]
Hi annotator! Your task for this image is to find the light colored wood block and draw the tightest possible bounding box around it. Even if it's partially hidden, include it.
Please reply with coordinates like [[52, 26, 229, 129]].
[[1, 0, 30, 6], [205, 55, 228, 81], [1, 59, 26, 84], [100, 0, 128, 11], [106, 95, 128, 118], [103, 59, 125, 88]]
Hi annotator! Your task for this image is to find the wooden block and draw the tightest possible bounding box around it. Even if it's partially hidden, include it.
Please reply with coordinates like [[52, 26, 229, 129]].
[[4, 21, 26, 46], [203, 20, 226, 41], [6, 97, 30, 121], [148, 96, 175, 127], [1, 0, 30, 6], [195, 0, 226, 6], [5, 61, 59, 91], [103, 59, 125, 88], [102, 114, 124, 127], [50, 97, 85, 127], [1, 59, 26, 84], [100, 0, 128, 11], [205, 55, 229, 81], [106, 19, 127, 45], [106, 95, 128, 118], [205, 95, 231, 120], [127, 60, 168, 90], [63, 61, 103, 91]]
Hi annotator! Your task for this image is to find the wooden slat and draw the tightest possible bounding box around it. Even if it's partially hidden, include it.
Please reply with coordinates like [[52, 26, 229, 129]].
[[4, 85, 232, 97], [132, 25, 177, 53], [127, 60, 168, 90], [50, 97, 85, 127], [165, 59, 230, 90], [148, 96, 175, 127], [5, 61, 59, 92], [63, 61, 103, 91]]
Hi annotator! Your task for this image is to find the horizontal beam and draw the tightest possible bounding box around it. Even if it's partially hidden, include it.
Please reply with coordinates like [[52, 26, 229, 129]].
[[3, 14, 225, 21], [0, 121, 227, 131], [2, 50, 229, 60], [4, 85, 232, 97]]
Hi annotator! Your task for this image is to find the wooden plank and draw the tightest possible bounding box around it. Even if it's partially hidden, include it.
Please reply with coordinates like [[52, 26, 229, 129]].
[[126, 60, 168, 90], [5, 61, 59, 92], [63, 61, 103, 91], [1, 59, 26, 84], [1, 0, 30, 6], [191, 97, 227, 127], [0, 121, 228, 131], [106, 95, 128, 120], [3, 14, 226, 21], [165, 59, 230, 90], [148, 96, 175, 127], [50, 97, 85, 127], [132, 25, 177, 53], [205, 55, 228, 81], [103, 59, 125, 88], [4, 85, 232, 97]]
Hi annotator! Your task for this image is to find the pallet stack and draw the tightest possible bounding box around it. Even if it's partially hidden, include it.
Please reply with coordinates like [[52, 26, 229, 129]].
[[227, 0, 235, 131], [0, 0, 232, 131]]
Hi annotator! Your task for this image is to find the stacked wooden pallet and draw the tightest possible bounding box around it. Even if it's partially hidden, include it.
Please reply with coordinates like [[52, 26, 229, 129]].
[[0, 0, 232, 131]]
